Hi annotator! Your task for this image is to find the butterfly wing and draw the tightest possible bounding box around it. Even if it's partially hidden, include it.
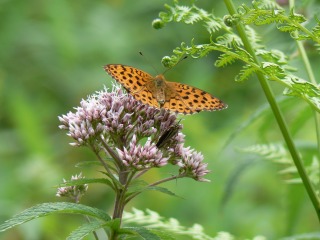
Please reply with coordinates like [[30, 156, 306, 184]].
[[104, 64, 153, 92], [163, 82, 227, 114], [104, 64, 159, 107]]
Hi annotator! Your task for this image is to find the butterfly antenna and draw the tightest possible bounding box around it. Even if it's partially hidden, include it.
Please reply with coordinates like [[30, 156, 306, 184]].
[[162, 55, 188, 75], [139, 51, 159, 75]]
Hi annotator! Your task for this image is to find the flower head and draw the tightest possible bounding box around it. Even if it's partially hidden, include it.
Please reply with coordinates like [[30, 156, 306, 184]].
[[59, 85, 210, 181], [56, 173, 88, 203]]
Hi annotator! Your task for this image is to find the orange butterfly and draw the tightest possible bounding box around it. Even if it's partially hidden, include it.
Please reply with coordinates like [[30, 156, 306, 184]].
[[104, 64, 227, 114]]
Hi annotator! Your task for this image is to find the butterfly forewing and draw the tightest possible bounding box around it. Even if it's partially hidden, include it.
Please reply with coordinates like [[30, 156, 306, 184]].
[[105, 64, 153, 93]]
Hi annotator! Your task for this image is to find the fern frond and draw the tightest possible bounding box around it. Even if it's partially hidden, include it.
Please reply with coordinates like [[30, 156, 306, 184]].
[[240, 7, 286, 26], [156, 3, 227, 34], [122, 208, 216, 240], [282, 75, 320, 112], [216, 33, 242, 47], [261, 62, 286, 79], [204, 18, 222, 34], [244, 26, 263, 49], [252, 0, 282, 9], [239, 144, 319, 187], [215, 53, 237, 68], [311, 19, 320, 37], [235, 65, 257, 82], [256, 49, 288, 65], [239, 143, 291, 164]]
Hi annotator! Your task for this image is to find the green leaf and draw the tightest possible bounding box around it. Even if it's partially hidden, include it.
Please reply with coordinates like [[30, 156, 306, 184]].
[[122, 227, 175, 240], [283, 76, 320, 112], [0, 202, 111, 232], [67, 219, 120, 240], [261, 62, 285, 79], [126, 179, 148, 193], [67, 221, 107, 240], [256, 49, 288, 64], [143, 186, 179, 198]]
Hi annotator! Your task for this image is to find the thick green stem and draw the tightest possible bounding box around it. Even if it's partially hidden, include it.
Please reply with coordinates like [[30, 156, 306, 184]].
[[224, 0, 320, 221]]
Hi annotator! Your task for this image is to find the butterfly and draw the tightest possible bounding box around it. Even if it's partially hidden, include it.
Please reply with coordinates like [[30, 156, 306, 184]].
[[104, 64, 227, 114]]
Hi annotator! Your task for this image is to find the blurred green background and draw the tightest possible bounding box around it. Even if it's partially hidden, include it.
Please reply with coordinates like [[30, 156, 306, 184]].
[[0, 0, 319, 239]]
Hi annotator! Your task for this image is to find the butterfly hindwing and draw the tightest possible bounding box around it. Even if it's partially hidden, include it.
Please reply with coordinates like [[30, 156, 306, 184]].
[[162, 82, 226, 114]]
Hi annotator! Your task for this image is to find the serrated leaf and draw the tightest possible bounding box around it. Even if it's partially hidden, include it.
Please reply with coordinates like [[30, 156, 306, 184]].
[[67, 221, 106, 240], [67, 219, 120, 240], [288, 11, 307, 23], [126, 179, 149, 194], [0, 202, 111, 232], [124, 227, 161, 240], [283, 76, 320, 112], [149, 229, 176, 240], [256, 49, 288, 64], [261, 62, 285, 78]]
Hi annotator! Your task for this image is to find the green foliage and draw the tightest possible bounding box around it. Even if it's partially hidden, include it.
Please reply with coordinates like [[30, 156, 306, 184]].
[[67, 220, 114, 240], [122, 208, 238, 240], [239, 1, 320, 43], [238, 143, 319, 186], [158, 3, 226, 34], [156, 1, 320, 112], [155, 0, 319, 228], [0, 202, 111, 232]]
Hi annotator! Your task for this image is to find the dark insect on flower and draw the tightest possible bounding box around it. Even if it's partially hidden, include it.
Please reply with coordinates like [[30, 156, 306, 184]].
[[156, 120, 182, 149]]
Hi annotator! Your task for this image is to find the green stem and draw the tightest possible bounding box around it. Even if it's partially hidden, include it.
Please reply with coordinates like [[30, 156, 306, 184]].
[[289, 0, 320, 167], [90, 143, 119, 190], [224, 0, 320, 221]]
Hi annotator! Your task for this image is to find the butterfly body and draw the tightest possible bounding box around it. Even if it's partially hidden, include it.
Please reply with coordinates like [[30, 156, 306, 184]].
[[150, 75, 166, 106], [104, 64, 227, 114]]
